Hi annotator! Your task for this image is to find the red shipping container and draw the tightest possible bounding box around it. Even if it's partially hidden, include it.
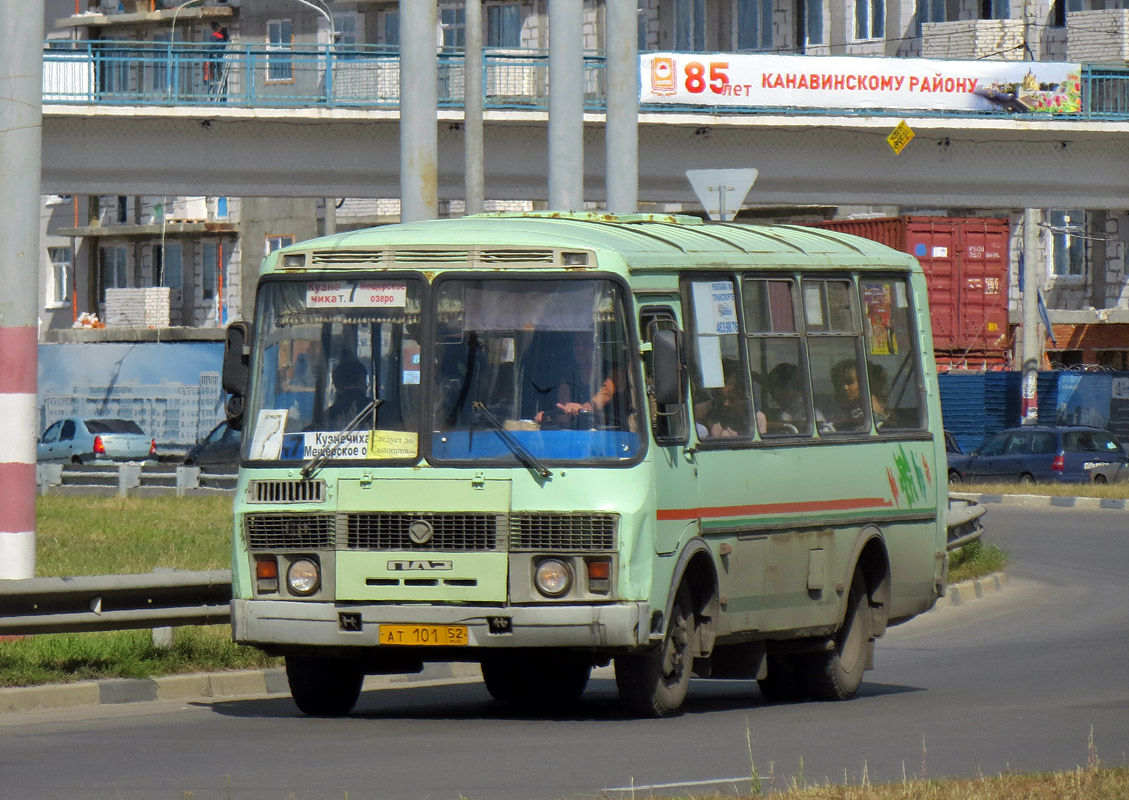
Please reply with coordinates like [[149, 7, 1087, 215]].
[[808, 216, 1010, 356]]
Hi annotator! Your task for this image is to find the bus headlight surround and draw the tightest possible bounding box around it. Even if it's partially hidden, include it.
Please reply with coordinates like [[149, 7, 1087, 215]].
[[287, 558, 321, 596], [534, 558, 573, 598]]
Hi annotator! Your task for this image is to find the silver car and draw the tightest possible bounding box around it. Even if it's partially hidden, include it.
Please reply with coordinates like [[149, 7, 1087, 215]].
[[38, 418, 156, 465]]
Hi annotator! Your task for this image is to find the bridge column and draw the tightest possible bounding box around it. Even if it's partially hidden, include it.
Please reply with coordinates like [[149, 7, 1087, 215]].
[[605, 0, 638, 214], [0, 0, 44, 579], [400, 0, 438, 222], [549, 0, 584, 210]]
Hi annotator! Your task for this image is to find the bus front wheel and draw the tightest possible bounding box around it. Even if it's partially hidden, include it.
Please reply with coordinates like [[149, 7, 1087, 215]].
[[615, 583, 694, 717], [800, 572, 870, 701], [285, 655, 364, 717]]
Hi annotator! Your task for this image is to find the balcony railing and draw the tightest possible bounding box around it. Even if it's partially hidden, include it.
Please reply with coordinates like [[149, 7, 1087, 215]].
[[41, 40, 1129, 121]]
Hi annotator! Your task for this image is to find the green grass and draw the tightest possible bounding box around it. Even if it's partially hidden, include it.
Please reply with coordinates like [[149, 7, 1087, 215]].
[[951, 480, 1129, 500], [947, 539, 1009, 584]]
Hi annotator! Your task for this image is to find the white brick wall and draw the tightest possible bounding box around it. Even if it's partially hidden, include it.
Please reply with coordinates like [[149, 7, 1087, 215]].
[[1067, 10, 1129, 62], [921, 19, 1026, 60], [105, 287, 171, 328]]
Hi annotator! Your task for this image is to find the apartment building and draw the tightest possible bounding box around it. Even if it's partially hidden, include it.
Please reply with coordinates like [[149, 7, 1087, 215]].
[[40, 0, 1129, 369]]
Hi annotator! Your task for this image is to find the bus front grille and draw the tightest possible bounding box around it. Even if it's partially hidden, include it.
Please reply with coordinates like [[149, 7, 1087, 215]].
[[344, 513, 503, 551], [245, 513, 336, 550], [510, 513, 618, 552], [247, 479, 326, 504]]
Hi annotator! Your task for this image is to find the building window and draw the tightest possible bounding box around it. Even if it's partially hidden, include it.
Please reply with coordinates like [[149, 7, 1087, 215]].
[[266, 235, 294, 255], [48, 246, 72, 306], [486, 3, 522, 47], [440, 4, 466, 47], [917, 0, 945, 34], [202, 241, 220, 300], [156, 242, 183, 291], [117, 196, 129, 224], [99, 245, 129, 302], [1049, 210, 1086, 278], [736, 0, 773, 51], [980, 0, 1010, 19], [856, 0, 885, 40], [801, 0, 824, 46], [675, 0, 707, 49], [380, 8, 399, 46], [267, 19, 294, 82], [332, 11, 360, 46]]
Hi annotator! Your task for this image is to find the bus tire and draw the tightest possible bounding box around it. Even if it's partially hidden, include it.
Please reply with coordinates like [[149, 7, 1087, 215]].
[[800, 572, 870, 701], [481, 653, 591, 705], [614, 583, 694, 717], [285, 655, 364, 717], [757, 655, 808, 703]]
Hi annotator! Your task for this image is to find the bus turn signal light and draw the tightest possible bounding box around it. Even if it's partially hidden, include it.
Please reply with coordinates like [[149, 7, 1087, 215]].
[[587, 558, 611, 594], [255, 557, 279, 593]]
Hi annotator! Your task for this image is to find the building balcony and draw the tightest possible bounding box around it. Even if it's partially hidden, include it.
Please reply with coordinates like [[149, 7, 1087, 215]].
[[921, 19, 1027, 61]]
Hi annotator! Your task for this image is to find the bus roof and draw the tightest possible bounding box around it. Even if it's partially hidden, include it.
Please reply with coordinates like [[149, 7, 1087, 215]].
[[268, 212, 918, 275]]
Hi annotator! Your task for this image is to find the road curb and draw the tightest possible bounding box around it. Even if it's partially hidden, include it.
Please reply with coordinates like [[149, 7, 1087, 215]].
[[950, 491, 1128, 510], [0, 662, 482, 715], [941, 571, 1009, 607]]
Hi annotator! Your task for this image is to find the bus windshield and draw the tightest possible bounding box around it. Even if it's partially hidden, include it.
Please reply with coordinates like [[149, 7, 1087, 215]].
[[431, 277, 641, 465], [242, 275, 642, 466]]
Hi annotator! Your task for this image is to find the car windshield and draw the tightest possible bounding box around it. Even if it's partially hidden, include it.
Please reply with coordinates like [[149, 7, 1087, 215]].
[[242, 275, 643, 466]]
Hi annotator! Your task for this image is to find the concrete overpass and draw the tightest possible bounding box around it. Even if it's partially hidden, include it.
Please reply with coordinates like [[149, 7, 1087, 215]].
[[41, 104, 1129, 211]]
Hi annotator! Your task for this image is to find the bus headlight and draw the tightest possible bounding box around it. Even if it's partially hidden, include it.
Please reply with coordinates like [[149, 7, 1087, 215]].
[[287, 558, 321, 596], [534, 558, 572, 598]]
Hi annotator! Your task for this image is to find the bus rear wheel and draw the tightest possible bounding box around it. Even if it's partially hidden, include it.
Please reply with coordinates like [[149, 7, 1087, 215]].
[[615, 583, 694, 717], [800, 572, 871, 701], [285, 655, 364, 717], [481, 652, 591, 705]]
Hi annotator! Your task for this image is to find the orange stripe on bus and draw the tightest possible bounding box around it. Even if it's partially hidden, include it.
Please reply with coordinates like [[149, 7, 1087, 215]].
[[656, 497, 894, 522]]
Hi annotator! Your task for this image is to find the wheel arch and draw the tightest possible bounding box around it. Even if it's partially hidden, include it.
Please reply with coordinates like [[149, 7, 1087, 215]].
[[663, 538, 720, 658], [844, 527, 892, 638]]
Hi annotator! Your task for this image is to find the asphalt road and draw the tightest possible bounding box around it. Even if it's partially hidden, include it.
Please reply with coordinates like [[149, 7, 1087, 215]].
[[1, 505, 1126, 800]]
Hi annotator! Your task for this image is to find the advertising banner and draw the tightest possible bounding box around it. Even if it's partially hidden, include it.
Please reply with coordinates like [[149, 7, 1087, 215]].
[[640, 53, 1081, 114]]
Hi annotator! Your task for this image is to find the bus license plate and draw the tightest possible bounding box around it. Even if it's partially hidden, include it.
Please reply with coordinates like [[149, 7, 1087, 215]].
[[379, 624, 468, 646]]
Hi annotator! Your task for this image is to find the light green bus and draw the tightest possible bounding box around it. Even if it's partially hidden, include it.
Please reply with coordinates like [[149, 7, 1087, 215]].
[[221, 212, 949, 718]]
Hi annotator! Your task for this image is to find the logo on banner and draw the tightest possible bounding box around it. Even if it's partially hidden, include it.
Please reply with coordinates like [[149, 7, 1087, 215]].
[[650, 56, 677, 96]]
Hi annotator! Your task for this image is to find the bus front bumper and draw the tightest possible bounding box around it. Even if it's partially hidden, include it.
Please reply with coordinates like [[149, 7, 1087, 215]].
[[232, 598, 653, 651]]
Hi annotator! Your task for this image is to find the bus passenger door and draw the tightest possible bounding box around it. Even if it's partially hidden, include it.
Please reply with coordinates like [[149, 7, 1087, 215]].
[[683, 277, 767, 634], [638, 301, 697, 558]]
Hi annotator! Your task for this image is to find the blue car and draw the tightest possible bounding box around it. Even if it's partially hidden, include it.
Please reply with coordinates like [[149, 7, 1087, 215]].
[[947, 424, 1127, 484]]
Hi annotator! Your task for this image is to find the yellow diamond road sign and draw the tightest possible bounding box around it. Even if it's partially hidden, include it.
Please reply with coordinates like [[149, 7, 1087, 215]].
[[887, 120, 915, 155]]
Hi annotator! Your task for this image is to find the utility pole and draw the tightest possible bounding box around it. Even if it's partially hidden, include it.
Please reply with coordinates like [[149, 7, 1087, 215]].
[[464, 0, 484, 215], [1021, 208, 1042, 423], [548, 0, 584, 210], [0, 0, 45, 579], [400, 0, 438, 222], [604, 0, 638, 214]]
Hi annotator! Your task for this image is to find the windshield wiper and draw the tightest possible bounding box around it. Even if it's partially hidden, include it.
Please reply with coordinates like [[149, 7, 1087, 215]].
[[300, 398, 384, 479], [472, 401, 552, 479]]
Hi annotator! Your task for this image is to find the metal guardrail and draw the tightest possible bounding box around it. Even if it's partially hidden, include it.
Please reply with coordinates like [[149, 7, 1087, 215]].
[[0, 569, 232, 636], [41, 40, 1129, 121], [947, 498, 987, 551], [36, 463, 237, 496]]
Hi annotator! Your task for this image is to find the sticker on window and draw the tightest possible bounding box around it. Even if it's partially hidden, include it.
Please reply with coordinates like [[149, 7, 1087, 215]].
[[249, 409, 288, 460], [306, 281, 407, 308], [277, 430, 418, 460]]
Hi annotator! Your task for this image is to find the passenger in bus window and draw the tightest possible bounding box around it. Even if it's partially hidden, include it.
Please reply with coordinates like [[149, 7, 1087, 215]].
[[324, 357, 370, 428], [693, 372, 765, 439], [830, 359, 888, 431], [764, 362, 825, 434]]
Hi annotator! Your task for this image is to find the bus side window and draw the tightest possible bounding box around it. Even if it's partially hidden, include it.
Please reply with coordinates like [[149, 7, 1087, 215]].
[[684, 278, 755, 443], [640, 306, 688, 445], [859, 277, 927, 432], [804, 278, 870, 435], [742, 277, 816, 437]]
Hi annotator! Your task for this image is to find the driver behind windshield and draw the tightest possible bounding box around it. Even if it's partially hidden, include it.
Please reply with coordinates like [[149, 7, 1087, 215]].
[[324, 357, 370, 428]]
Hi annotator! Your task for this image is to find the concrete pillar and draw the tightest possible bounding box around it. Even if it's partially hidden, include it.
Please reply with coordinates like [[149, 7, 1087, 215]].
[[548, 0, 584, 210], [464, 0, 485, 215], [1021, 208, 1042, 423], [605, 0, 638, 214], [400, 0, 439, 222], [0, 1, 45, 579]]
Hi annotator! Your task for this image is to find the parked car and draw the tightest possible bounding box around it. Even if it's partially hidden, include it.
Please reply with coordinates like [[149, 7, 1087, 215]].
[[1088, 460, 1129, 484], [38, 417, 156, 465], [944, 430, 964, 483], [946, 424, 1127, 484], [183, 420, 241, 472]]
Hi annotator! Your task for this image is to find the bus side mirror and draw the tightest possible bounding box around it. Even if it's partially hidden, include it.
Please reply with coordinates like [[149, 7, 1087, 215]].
[[652, 329, 685, 405], [222, 321, 253, 431]]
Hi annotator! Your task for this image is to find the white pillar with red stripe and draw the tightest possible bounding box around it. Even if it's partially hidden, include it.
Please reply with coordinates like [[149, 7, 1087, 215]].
[[0, 1, 45, 579]]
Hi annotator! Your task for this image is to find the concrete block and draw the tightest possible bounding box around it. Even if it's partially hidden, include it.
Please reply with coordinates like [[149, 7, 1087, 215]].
[[0, 682, 100, 713], [208, 670, 268, 697], [99, 678, 158, 705], [154, 674, 212, 701]]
